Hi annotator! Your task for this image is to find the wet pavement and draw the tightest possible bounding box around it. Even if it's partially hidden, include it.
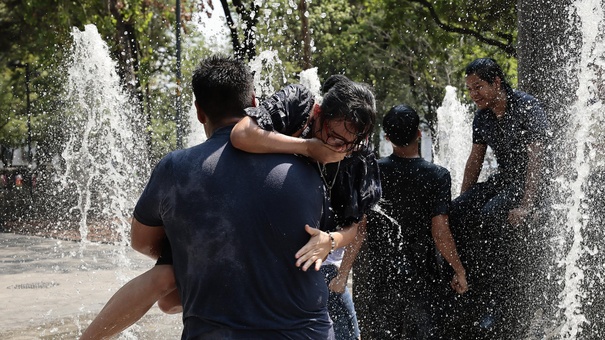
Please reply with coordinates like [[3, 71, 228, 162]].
[[0, 232, 181, 339]]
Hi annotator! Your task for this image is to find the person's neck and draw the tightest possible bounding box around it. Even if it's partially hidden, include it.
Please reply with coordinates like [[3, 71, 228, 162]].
[[392, 143, 420, 159], [205, 117, 242, 138], [492, 90, 508, 119]]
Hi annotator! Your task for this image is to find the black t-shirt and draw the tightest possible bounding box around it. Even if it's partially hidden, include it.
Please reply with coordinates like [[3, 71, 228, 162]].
[[472, 90, 548, 185], [134, 126, 331, 338], [246, 84, 382, 228], [367, 156, 451, 284]]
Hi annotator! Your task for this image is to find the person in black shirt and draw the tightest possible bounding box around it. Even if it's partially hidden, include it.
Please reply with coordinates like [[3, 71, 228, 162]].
[[82, 56, 334, 339], [357, 105, 467, 339], [449, 58, 549, 337], [231, 76, 381, 339]]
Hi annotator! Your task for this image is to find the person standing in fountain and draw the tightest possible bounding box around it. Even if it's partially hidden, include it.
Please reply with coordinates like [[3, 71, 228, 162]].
[[230, 74, 381, 340], [355, 104, 468, 339], [81, 72, 379, 340], [82, 55, 334, 339], [449, 58, 549, 337]]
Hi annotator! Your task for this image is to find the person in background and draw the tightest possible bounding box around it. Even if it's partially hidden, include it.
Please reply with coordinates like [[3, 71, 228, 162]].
[[356, 104, 467, 339], [449, 58, 549, 337]]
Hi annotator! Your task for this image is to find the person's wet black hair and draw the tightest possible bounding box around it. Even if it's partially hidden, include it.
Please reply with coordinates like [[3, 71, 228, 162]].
[[465, 58, 513, 93], [321, 74, 351, 95], [319, 79, 376, 150], [383, 104, 419, 146], [191, 55, 254, 122]]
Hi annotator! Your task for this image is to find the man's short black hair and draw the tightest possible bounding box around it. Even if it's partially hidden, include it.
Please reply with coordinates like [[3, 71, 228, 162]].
[[383, 104, 419, 146], [465, 58, 512, 93], [191, 55, 254, 123]]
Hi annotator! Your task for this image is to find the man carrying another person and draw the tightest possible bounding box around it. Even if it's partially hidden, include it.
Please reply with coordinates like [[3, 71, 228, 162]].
[[83, 55, 335, 339]]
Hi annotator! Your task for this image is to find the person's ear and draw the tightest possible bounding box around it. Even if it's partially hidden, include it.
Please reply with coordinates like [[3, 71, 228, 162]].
[[312, 104, 322, 119], [195, 101, 207, 124]]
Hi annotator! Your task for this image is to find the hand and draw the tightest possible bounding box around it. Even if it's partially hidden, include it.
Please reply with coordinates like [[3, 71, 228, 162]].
[[305, 138, 347, 164], [295, 225, 331, 271], [451, 272, 468, 294], [329, 275, 347, 294], [508, 206, 531, 227]]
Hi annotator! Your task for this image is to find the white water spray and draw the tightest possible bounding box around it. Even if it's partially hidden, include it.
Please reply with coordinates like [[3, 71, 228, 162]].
[[61, 24, 147, 246], [433, 86, 474, 195], [558, 1, 605, 338]]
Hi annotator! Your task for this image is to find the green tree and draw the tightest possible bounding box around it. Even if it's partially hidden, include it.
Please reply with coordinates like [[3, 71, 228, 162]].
[[0, 0, 208, 165]]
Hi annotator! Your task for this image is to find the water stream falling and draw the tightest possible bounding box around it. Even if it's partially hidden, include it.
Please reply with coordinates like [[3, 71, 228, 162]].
[[61, 24, 148, 247], [555, 0, 605, 338], [433, 85, 474, 194]]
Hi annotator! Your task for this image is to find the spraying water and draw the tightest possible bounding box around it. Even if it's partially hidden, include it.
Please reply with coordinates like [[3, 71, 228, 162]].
[[433, 86, 474, 195], [61, 24, 148, 247], [249, 50, 287, 100], [556, 0, 605, 338]]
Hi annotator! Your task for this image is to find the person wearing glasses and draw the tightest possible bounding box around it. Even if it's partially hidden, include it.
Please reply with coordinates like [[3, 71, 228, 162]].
[[230, 75, 381, 340], [81, 74, 380, 340]]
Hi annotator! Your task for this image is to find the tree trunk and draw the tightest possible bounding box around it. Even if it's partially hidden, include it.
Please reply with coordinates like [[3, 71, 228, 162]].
[[516, 0, 587, 335], [299, 0, 312, 69], [231, 0, 259, 61], [108, 0, 141, 99], [517, 0, 577, 118]]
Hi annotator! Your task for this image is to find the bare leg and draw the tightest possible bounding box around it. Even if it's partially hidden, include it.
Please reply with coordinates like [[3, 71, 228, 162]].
[[80, 264, 177, 340], [158, 289, 183, 314]]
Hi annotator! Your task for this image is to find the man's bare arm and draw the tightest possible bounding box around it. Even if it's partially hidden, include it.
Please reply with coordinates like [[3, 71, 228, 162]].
[[508, 141, 543, 226], [432, 214, 467, 294], [130, 218, 165, 260], [460, 143, 487, 194]]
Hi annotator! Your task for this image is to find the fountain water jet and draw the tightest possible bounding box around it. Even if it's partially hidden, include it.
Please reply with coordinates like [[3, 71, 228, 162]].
[[555, 0, 605, 338], [61, 24, 148, 247]]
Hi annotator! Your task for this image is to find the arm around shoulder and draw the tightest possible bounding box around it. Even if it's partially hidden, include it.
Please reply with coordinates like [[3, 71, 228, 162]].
[[230, 116, 310, 156]]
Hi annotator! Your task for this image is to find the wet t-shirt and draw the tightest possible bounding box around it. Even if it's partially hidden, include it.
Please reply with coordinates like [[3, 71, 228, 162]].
[[246, 84, 382, 228], [472, 90, 548, 185], [134, 126, 332, 339], [367, 156, 451, 284]]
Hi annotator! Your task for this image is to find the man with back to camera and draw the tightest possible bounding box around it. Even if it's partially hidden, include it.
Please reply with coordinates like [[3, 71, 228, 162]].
[[131, 55, 333, 339], [356, 104, 467, 339]]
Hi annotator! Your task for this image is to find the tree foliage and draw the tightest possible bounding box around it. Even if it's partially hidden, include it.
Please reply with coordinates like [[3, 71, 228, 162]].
[[0, 0, 519, 165], [248, 0, 517, 129], [0, 0, 209, 165]]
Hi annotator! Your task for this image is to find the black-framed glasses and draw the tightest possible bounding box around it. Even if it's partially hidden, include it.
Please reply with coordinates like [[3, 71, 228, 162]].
[[322, 119, 368, 152]]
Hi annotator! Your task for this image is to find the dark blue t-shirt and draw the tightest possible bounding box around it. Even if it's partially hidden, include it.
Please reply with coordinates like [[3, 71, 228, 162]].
[[472, 90, 548, 185], [134, 126, 332, 339]]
